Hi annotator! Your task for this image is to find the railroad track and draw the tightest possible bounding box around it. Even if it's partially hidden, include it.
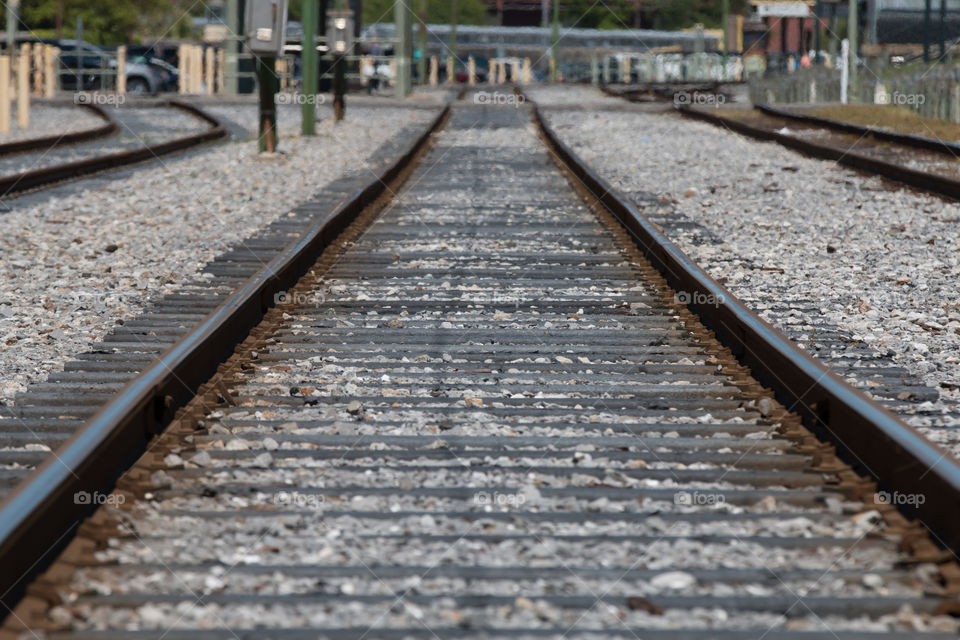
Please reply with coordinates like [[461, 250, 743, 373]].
[[590, 85, 952, 432], [601, 82, 727, 105], [675, 103, 960, 202], [0, 103, 118, 158], [0, 101, 226, 198], [2, 96, 960, 638], [605, 85, 960, 203]]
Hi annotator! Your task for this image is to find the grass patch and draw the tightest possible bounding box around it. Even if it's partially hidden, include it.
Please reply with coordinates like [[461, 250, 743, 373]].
[[806, 105, 960, 141]]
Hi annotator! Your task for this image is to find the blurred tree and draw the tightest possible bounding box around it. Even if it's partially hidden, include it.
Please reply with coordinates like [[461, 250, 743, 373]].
[[560, 0, 749, 31], [13, 0, 200, 44], [363, 0, 489, 27]]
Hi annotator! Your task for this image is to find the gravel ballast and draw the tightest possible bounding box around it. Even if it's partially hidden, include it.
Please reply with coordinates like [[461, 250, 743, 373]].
[[0, 100, 441, 404], [529, 85, 960, 456], [0, 104, 105, 143], [25, 104, 957, 637], [0, 104, 210, 175]]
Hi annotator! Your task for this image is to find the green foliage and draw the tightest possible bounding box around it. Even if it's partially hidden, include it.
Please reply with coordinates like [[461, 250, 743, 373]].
[[5, 0, 751, 45], [12, 0, 200, 45], [363, 0, 491, 27], [360, 0, 747, 32], [559, 0, 750, 32]]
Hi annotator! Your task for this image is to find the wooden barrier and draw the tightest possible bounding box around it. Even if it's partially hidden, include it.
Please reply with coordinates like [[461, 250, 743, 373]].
[[17, 44, 29, 129], [0, 56, 10, 134], [216, 49, 226, 94], [446, 56, 454, 85], [277, 57, 288, 91], [44, 47, 57, 98], [117, 45, 127, 94], [429, 56, 438, 87], [193, 46, 203, 94], [32, 43, 42, 96], [205, 47, 215, 94], [178, 45, 187, 94], [467, 56, 476, 85], [522, 58, 531, 84]]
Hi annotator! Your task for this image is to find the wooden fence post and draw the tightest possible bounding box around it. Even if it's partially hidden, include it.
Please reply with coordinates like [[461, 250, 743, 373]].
[[44, 46, 57, 97], [205, 47, 215, 94], [117, 45, 127, 94], [178, 44, 187, 94], [0, 56, 10, 134], [17, 44, 29, 129]]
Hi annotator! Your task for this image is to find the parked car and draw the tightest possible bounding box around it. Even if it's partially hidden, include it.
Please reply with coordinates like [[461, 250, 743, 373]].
[[56, 39, 111, 91], [56, 41, 175, 95], [124, 55, 178, 94]]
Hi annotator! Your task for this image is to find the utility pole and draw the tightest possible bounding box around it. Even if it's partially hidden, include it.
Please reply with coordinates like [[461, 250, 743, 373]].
[[721, 0, 729, 62], [450, 0, 457, 59], [848, 0, 857, 92], [56, 0, 64, 39], [302, 0, 318, 135], [5, 0, 19, 58], [256, 56, 278, 152], [924, 0, 932, 63], [550, 0, 559, 81], [814, 0, 822, 63], [226, 0, 239, 94], [417, 0, 427, 84], [394, 0, 413, 97], [940, 0, 947, 62]]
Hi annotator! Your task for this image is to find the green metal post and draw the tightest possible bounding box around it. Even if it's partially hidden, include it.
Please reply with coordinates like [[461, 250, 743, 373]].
[[848, 0, 857, 92], [450, 0, 458, 58], [417, 0, 427, 83], [5, 0, 19, 58], [333, 56, 345, 120], [814, 0, 822, 63], [550, 0, 559, 82], [721, 0, 729, 62], [940, 0, 947, 62], [924, 0, 932, 63], [226, 0, 239, 95], [257, 56, 279, 152], [395, 0, 412, 97], [302, 0, 319, 135]]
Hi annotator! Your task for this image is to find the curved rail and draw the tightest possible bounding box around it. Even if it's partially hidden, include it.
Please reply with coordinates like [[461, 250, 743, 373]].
[[0, 100, 228, 198], [0, 103, 119, 158], [531, 102, 960, 552], [0, 104, 450, 614]]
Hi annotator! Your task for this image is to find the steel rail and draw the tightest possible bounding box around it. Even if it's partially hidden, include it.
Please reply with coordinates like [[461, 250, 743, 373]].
[[677, 105, 960, 201], [532, 102, 960, 552], [0, 103, 118, 158], [0, 101, 227, 198], [756, 104, 960, 158], [0, 103, 450, 613]]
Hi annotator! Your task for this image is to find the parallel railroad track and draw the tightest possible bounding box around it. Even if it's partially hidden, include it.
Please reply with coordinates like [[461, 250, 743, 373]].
[[0, 101, 226, 198], [607, 83, 960, 202], [601, 82, 727, 104], [677, 103, 960, 202], [600, 84, 953, 422], [1, 96, 960, 638]]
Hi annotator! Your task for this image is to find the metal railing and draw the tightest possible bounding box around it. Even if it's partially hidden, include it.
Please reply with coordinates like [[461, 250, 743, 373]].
[[749, 64, 960, 122], [604, 53, 743, 83]]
